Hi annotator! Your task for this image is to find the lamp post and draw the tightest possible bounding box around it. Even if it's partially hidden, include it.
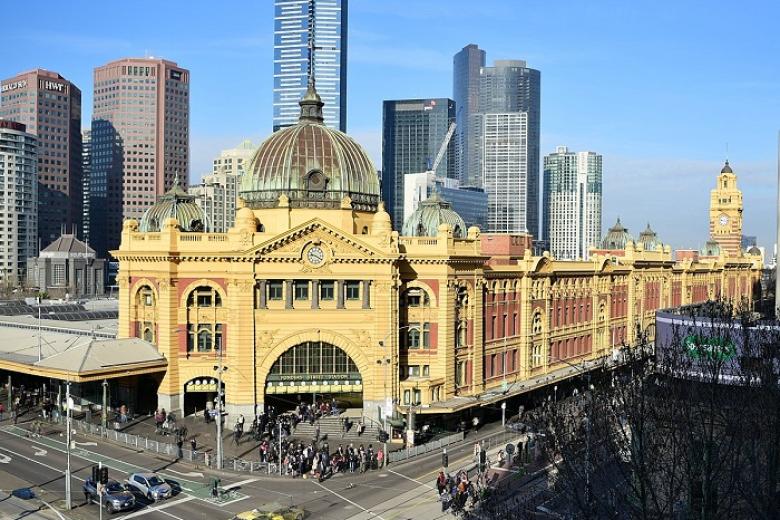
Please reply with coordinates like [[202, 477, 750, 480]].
[[65, 379, 72, 510], [213, 347, 227, 470], [101, 380, 108, 430]]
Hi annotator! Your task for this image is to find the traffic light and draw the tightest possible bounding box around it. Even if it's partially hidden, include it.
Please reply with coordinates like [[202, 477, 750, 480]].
[[378, 431, 389, 442], [442, 451, 449, 469], [91, 465, 99, 483], [99, 467, 109, 485], [479, 449, 487, 471]]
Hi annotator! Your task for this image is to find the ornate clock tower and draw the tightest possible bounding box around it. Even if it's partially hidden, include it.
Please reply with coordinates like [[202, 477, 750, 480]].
[[709, 160, 743, 257]]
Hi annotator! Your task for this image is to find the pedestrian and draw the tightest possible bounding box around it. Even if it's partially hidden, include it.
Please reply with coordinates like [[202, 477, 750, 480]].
[[176, 431, 184, 459], [357, 419, 364, 436], [0, 402, 5, 421], [376, 447, 384, 468], [211, 478, 220, 498], [437, 471, 447, 495], [190, 437, 197, 454]]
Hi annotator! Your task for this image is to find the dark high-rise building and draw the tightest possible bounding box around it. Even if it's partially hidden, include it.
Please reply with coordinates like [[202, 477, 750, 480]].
[[453, 44, 485, 187], [274, 0, 347, 132], [381, 98, 456, 231], [0, 69, 82, 248], [475, 60, 541, 237], [90, 58, 190, 256]]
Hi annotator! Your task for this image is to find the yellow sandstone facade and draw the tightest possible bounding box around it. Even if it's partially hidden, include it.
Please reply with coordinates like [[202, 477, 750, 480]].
[[113, 88, 761, 423]]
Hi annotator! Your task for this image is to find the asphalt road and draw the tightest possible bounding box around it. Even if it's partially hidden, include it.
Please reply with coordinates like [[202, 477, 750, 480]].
[[0, 420, 525, 520]]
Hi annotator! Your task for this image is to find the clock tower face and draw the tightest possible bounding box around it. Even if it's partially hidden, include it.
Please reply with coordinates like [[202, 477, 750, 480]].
[[719, 214, 729, 227], [306, 245, 325, 265]]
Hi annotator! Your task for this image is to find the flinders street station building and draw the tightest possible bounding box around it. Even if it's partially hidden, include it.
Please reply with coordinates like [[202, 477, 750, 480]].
[[110, 86, 760, 425]]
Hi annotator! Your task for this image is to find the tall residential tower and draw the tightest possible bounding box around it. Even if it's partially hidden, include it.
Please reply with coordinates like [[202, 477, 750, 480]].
[[381, 98, 456, 230], [0, 69, 82, 248], [0, 120, 37, 285], [273, 0, 347, 132], [90, 57, 190, 256], [543, 146, 602, 260]]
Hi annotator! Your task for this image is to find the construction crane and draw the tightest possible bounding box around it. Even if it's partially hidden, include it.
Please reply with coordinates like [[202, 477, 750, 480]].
[[429, 122, 457, 175]]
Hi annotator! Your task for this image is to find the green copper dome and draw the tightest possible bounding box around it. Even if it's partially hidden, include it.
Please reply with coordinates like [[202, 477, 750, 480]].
[[240, 85, 380, 211], [637, 223, 660, 251], [402, 192, 467, 238], [600, 217, 634, 249], [139, 177, 206, 232], [701, 240, 721, 257]]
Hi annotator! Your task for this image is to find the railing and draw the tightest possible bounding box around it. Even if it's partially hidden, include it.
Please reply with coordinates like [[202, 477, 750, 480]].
[[388, 431, 464, 463]]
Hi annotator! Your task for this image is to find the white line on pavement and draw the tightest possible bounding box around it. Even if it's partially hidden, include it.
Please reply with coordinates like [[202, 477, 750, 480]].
[[0, 445, 84, 483], [313, 481, 388, 520], [221, 477, 259, 491], [114, 496, 195, 520], [386, 469, 435, 490]]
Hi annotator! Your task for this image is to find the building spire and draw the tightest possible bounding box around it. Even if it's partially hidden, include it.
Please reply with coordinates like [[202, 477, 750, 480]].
[[299, 0, 324, 124]]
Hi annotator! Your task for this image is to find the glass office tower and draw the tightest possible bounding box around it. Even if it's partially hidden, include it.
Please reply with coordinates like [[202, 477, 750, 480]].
[[274, 0, 347, 132], [381, 98, 456, 231], [476, 60, 540, 237], [453, 44, 485, 187]]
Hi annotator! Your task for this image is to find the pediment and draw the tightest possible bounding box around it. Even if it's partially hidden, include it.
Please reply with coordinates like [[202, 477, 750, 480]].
[[251, 219, 384, 262]]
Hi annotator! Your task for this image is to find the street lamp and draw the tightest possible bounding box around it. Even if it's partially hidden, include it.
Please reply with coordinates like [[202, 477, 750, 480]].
[[65, 378, 72, 510], [213, 347, 228, 470]]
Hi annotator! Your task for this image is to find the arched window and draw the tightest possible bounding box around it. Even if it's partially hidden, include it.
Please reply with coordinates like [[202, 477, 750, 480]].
[[361, 226, 369, 235], [402, 288, 430, 307], [137, 285, 155, 307], [532, 311, 543, 335], [187, 286, 222, 308], [142, 326, 154, 343], [456, 321, 467, 348]]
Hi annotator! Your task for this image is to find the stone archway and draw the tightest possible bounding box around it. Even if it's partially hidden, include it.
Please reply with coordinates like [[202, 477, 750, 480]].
[[258, 330, 371, 411]]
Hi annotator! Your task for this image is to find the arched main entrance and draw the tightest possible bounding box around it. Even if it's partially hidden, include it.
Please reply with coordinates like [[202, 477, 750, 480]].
[[265, 341, 363, 411], [182, 377, 224, 417]]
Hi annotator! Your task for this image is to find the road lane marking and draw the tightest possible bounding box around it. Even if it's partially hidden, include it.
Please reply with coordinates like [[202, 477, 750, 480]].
[[33, 444, 48, 456], [221, 478, 259, 491], [312, 481, 387, 520], [167, 469, 204, 478], [0, 453, 10, 463], [74, 441, 98, 446], [114, 496, 195, 520], [386, 469, 434, 490], [0, 445, 84, 482]]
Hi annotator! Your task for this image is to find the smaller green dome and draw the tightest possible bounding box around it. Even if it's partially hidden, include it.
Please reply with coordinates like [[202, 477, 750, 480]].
[[601, 217, 634, 249], [638, 223, 660, 251], [139, 177, 207, 232], [402, 192, 467, 238], [701, 240, 721, 257]]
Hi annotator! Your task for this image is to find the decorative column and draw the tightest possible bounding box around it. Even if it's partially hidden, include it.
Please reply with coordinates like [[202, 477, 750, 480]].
[[285, 279, 293, 309], [258, 280, 267, 309], [336, 280, 345, 309], [361, 280, 371, 309], [311, 280, 320, 309]]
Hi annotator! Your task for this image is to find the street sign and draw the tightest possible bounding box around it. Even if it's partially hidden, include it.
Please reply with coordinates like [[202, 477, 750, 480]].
[[505, 443, 515, 455]]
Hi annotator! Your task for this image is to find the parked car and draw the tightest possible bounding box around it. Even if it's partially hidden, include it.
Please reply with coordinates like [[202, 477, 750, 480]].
[[231, 502, 304, 520], [125, 472, 172, 501], [83, 478, 135, 513]]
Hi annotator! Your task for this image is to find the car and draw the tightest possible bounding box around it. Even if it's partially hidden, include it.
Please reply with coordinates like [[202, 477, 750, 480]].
[[83, 478, 136, 514], [231, 502, 304, 520], [125, 472, 172, 501]]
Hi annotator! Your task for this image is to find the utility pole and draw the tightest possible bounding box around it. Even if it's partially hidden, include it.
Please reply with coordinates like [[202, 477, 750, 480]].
[[65, 380, 72, 510], [278, 421, 283, 476], [37, 297, 42, 361]]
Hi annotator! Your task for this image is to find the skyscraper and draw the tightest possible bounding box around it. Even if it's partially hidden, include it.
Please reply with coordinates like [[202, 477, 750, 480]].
[[381, 98, 456, 230], [0, 120, 37, 285], [474, 59, 541, 236], [274, 0, 347, 132], [544, 146, 602, 260], [212, 139, 256, 177], [188, 172, 240, 233], [90, 57, 190, 256], [81, 129, 91, 243], [453, 44, 485, 187], [482, 112, 528, 233], [0, 69, 82, 248]]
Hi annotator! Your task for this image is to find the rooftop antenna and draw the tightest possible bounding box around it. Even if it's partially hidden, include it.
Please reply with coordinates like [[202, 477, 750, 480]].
[[307, 0, 316, 89]]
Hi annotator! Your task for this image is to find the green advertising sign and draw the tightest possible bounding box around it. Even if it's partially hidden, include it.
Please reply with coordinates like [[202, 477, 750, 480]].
[[683, 334, 736, 361]]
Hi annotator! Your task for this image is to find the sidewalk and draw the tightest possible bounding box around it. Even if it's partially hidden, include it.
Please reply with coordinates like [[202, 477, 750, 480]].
[[345, 437, 537, 520]]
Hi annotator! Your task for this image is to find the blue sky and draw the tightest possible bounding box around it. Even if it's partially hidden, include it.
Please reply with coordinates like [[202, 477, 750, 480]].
[[3, 0, 779, 250]]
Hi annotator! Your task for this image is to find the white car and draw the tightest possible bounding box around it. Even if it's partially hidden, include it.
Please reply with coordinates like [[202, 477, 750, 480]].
[[125, 472, 172, 501]]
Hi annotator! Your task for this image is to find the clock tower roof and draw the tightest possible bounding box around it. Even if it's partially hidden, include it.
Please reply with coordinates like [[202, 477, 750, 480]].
[[720, 160, 733, 174]]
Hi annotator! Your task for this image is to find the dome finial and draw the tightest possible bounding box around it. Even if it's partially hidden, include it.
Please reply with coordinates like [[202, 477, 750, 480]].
[[298, 0, 324, 125]]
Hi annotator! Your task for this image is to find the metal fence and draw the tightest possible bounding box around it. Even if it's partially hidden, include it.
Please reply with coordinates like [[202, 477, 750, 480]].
[[387, 431, 465, 463]]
